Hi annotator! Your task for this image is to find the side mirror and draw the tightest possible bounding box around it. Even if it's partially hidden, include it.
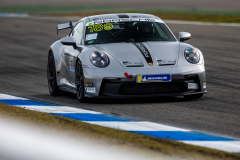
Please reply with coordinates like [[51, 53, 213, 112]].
[[61, 37, 77, 49], [179, 32, 191, 42]]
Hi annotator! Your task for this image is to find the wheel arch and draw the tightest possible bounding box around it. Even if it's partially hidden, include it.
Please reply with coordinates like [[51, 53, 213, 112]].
[[75, 58, 86, 101], [48, 47, 61, 87]]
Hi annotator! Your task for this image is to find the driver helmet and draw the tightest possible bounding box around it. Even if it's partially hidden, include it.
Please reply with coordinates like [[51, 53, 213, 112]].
[[138, 22, 153, 36]]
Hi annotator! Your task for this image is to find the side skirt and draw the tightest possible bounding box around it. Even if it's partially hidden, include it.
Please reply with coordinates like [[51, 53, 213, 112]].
[[59, 87, 76, 94]]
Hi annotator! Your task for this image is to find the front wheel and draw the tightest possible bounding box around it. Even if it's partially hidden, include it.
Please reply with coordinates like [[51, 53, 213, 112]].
[[75, 60, 86, 103], [184, 93, 203, 99]]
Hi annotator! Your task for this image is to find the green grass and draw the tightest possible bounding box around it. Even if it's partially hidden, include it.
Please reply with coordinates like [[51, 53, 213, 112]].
[[140, 9, 240, 16], [1, 6, 240, 15], [1, 102, 240, 160], [0, 6, 121, 14]]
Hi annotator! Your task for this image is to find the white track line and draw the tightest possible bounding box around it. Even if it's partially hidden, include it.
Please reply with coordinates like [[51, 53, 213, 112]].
[[86, 121, 190, 131], [1, 93, 240, 153], [182, 141, 240, 153], [12, 105, 102, 114], [0, 94, 27, 100]]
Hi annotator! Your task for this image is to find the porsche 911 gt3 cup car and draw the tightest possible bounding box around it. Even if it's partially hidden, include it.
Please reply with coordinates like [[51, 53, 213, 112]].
[[47, 13, 207, 102]]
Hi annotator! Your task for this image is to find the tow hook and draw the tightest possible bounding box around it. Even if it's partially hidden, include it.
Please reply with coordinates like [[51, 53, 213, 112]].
[[124, 72, 133, 78]]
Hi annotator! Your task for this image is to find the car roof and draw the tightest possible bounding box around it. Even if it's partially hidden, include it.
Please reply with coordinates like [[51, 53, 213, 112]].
[[84, 13, 164, 23]]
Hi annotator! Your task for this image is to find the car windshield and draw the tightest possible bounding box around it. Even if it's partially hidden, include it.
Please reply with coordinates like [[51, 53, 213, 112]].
[[84, 21, 176, 45]]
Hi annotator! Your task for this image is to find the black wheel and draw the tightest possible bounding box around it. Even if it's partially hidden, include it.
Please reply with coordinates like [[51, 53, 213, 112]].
[[75, 60, 86, 103], [184, 93, 203, 99], [47, 52, 61, 96]]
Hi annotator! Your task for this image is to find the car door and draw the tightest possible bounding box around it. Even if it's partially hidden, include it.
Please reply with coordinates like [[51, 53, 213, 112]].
[[62, 21, 84, 89]]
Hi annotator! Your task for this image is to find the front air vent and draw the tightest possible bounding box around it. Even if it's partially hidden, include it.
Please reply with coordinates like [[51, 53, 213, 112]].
[[119, 82, 187, 95], [157, 60, 176, 66]]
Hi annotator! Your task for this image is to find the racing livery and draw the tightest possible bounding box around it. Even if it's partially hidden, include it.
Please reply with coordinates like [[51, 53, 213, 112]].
[[47, 13, 207, 102]]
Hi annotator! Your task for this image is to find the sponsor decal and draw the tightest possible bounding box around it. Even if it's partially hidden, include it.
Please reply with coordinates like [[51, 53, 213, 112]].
[[88, 40, 94, 44], [69, 58, 75, 72], [136, 74, 171, 83], [122, 61, 144, 67], [86, 33, 98, 41], [82, 64, 89, 68], [188, 83, 199, 89], [85, 87, 96, 93], [132, 43, 153, 65]]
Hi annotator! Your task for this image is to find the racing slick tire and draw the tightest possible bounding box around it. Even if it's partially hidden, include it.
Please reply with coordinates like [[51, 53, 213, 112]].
[[184, 93, 203, 99], [75, 60, 86, 103], [47, 51, 64, 96]]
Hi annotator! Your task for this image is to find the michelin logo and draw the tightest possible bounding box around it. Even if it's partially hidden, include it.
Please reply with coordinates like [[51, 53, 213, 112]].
[[142, 76, 147, 81], [142, 76, 167, 81]]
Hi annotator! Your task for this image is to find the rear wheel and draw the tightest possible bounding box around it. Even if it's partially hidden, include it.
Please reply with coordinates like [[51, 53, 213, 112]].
[[75, 60, 86, 103], [184, 93, 203, 99], [47, 52, 61, 96]]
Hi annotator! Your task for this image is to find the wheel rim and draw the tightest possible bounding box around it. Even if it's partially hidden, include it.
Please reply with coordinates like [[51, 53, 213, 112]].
[[76, 62, 83, 99], [48, 55, 55, 92]]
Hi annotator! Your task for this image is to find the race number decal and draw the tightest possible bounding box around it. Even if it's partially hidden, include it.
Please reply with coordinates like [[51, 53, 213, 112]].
[[88, 23, 113, 32], [94, 24, 104, 32], [88, 24, 103, 32], [104, 23, 113, 30]]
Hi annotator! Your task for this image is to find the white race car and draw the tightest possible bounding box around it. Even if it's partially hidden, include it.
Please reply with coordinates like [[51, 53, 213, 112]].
[[48, 13, 207, 102]]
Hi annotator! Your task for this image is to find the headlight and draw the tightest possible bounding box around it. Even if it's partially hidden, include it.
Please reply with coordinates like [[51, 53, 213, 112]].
[[184, 47, 200, 64], [90, 51, 109, 67]]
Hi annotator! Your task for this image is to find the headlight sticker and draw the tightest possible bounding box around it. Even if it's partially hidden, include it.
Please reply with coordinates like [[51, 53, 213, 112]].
[[86, 33, 98, 41]]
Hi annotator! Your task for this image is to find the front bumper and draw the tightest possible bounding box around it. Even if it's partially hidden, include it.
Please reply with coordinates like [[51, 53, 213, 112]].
[[83, 64, 207, 98], [97, 73, 207, 98]]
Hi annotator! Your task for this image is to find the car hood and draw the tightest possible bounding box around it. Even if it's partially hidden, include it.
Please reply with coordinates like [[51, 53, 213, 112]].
[[90, 41, 180, 68]]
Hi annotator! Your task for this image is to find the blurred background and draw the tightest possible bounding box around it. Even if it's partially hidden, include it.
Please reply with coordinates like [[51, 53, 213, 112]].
[[1, 1, 240, 159], [1, 0, 240, 23]]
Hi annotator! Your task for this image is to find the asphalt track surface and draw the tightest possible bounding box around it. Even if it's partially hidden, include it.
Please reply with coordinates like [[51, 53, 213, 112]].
[[1, 0, 240, 11], [1, 17, 240, 139]]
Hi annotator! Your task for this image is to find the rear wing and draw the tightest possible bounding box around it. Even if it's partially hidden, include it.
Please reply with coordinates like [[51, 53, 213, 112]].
[[56, 21, 77, 35]]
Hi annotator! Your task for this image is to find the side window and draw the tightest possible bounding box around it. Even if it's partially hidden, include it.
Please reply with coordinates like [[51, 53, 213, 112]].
[[71, 22, 84, 44], [154, 23, 168, 39]]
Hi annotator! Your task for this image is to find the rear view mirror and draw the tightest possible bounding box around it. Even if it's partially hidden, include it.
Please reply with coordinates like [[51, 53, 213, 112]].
[[61, 37, 77, 49], [179, 32, 191, 42]]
